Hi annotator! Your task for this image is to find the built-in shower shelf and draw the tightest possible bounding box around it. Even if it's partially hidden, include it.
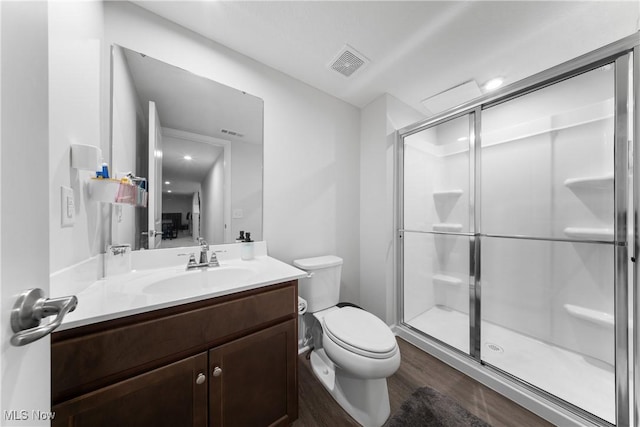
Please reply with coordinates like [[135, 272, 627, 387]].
[[432, 223, 463, 232], [432, 189, 463, 200], [563, 227, 614, 240], [564, 175, 613, 190], [564, 304, 614, 328], [432, 274, 463, 287]]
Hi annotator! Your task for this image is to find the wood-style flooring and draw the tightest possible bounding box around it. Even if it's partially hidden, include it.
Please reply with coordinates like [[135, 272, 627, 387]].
[[294, 338, 553, 427]]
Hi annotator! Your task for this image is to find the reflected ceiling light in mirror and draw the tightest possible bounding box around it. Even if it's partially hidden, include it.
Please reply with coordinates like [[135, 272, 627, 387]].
[[167, 190, 172, 193], [483, 77, 504, 91], [183, 155, 193, 160], [164, 181, 171, 185]]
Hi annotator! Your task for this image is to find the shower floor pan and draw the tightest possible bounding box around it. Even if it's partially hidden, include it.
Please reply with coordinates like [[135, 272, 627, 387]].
[[406, 306, 614, 424]]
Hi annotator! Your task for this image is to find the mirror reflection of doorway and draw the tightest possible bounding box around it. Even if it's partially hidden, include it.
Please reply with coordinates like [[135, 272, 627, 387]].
[[160, 128, 228, 247], [161, 192, 200, 248], [112, 45, 263, 250]]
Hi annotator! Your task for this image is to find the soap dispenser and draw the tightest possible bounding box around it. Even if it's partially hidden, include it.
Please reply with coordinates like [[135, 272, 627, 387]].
[[235, 230, 245, 243], [241, 232, 254, 260]]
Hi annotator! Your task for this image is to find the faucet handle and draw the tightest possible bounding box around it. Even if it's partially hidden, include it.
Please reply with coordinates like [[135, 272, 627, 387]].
[[208, 250, 227, 267], [209, 250, 226, 267], [178, 253, 198, 268], [208, 253, 220, 267]]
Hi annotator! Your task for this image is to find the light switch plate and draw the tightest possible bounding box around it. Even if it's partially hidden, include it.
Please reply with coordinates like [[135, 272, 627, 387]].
[[61, 186, 75, 227], [232, 209, 244, 219]]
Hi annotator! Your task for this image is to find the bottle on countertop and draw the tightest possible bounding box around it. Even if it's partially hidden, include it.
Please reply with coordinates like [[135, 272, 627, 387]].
[[235, 230, 245, 243], [101, 162, 110, 179], [241, 231, 254, 260]]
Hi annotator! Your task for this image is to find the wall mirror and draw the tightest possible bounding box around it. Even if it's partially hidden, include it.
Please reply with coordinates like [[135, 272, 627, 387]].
[[110, 45, 263, 250]]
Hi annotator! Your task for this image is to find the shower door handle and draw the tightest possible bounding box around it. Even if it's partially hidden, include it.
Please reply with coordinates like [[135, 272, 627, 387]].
[[10, 288, 78, 346]]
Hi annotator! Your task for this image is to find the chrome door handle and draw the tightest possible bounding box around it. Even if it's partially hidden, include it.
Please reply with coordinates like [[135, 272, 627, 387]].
[[142, 230, 163, 237], [10, 288, 78, 346]]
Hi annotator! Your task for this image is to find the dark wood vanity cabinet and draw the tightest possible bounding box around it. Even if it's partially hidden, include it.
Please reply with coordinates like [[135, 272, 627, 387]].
[[210, 319, 297, 427], [209, 320, 298, 426], [51, 281, 298, 427], [52, 352, 209, 427]]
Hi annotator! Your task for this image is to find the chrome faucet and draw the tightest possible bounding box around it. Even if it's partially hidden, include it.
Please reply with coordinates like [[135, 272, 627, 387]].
[[180, 239, 226, 270], [197, 238, 209, 264]]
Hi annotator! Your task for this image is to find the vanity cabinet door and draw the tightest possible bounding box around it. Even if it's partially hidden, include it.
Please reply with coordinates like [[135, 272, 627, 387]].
[[52, 352, 208, 427], [209, 319, 298, 427]]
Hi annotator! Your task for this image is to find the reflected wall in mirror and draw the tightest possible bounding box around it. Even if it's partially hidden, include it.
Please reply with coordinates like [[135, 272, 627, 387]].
[[110, 45, 263, 250]]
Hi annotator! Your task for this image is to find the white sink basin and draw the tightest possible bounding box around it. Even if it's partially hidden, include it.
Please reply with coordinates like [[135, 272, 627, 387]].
[[55, 250, 310, 331], [143, 266, 256, 295]]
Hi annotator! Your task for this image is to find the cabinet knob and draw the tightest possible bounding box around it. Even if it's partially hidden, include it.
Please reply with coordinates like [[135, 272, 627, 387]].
[[212, 366, 222, 377], [196, 373, 206, 385]]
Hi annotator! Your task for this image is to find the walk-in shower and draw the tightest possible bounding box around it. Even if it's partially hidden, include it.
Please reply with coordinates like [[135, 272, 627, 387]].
[[396, 34, 638, 426]]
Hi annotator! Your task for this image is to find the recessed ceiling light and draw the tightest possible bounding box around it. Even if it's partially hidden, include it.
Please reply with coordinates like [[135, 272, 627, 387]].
[[164, 181, 170, 185], [183, 155, 192, 160], [167, 190, 172, 193], [484, 77, 504, 91]]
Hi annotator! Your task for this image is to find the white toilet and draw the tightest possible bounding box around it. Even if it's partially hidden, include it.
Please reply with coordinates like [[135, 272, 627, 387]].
[[294, 255, 400, 427]]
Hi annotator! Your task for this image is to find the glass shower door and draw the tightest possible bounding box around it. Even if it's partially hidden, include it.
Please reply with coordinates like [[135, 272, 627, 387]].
[[402, 114, 473, 354], [480, 64, 618, 423]]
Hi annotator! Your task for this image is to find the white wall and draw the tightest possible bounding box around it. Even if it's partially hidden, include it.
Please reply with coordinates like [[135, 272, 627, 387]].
[[359, 94, 425, 322], [230, 140, 262, 242], [49, 1, 105, 273], [111, 44, 146, 248], [103, 2, 361, 300], [192, 192, 200, 240], [201, 155, 224, 244]]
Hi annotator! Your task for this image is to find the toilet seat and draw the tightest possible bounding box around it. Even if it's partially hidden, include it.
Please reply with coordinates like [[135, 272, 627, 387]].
[[323, 307, 398, 359]]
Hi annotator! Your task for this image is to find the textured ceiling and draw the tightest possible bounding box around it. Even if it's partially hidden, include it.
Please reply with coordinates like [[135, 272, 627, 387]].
[[132, 1, 640, 116]]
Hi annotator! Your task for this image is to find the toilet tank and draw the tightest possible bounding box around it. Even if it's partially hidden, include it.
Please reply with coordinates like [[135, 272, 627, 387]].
[[293, 255, 343, 313]]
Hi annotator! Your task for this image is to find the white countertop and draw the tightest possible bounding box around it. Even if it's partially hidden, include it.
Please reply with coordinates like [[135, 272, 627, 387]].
[[54, 249, 306, 332]]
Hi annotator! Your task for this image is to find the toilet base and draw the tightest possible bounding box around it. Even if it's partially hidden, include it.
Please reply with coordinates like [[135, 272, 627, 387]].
[[310, 349, 391, 427]]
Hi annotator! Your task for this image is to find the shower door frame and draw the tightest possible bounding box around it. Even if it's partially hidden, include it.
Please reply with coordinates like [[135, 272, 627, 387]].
[[395, 32, 639, 427]]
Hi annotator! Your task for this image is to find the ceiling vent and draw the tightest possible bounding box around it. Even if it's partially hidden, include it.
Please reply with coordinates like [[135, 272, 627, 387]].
[[221, 128, 244, 138], [328, 45, 369, 78]]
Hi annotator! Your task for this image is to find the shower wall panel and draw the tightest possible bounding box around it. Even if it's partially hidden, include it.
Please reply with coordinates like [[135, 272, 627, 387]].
[[482, 238, 615, 423], [551, 113, 614, 236], [402, 114, 472, 355], [403, 232, 470, 352], [404, 122, 470, 233], [479, 65, 616, 423]]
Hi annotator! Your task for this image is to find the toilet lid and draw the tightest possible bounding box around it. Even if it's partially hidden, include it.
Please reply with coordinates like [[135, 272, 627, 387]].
[[323, 307, 397, 359]]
